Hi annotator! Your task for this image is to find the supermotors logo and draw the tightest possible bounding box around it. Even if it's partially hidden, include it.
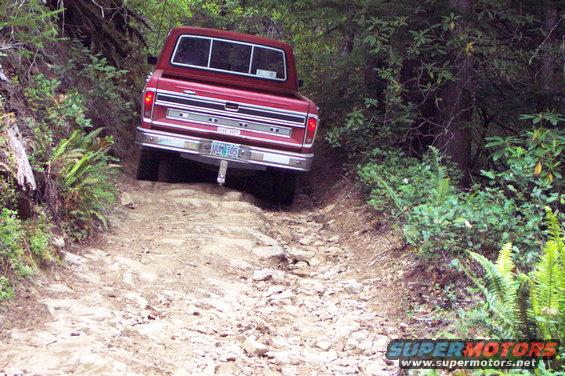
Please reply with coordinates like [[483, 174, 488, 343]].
[[385, 339, 560, 369]]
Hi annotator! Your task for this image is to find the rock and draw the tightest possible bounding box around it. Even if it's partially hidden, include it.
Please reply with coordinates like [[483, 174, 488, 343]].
[[264, 285, 285, 297], [301, 347, 322, 363], [383, 358, 395, 366], [4, 367, 24, 376], [350, 330, 369, 342], [294, 261, 309, 268], [271, 337, 289, 349], [302, 347, 338, 364], [252, 269, 285, 282], [252, 245, 286, 260], [365, 358, 388, 374], [298, 236, 314, 246], [51, 236, 65, 248], [263, 368, 282, 376], [398, 322, 408, 332], [283, 305, 301, 316], [253, 269, 273, 281], [271, 271, 286, 283], [373, 335, 389, 353], [286, 248, 311, 262], [120, 192, 135, 208], [328, 235, 340, 243], [242, 335, 269, 356], [308, 255, 325, 267], [315, 339, 332, 351], [342, 279, 363, 293], [345, 338, 360, 350], [62, 251, 87, 266], [230, 259, 252, 270], [219, 351, 238, 362], [291, 268, 310, 277]]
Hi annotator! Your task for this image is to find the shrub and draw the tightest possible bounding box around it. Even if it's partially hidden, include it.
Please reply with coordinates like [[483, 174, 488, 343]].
[[459, 209, 564, 371], [0, 208, 55, 301], [46, 128, 117, 238], [358, 146, 459, 218], [357, 116, 562, 264]]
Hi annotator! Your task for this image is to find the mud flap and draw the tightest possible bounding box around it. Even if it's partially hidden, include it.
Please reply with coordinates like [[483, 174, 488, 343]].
[[217, 160, 228, 185]]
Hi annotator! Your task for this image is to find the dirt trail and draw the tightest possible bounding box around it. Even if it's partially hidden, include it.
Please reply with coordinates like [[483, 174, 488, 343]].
[[0, 180, 400, 375]]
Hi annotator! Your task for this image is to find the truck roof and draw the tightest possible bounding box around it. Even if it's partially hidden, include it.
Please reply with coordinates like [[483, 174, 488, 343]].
[[172, 27, 293, 51], [156, 27, 299, 95]]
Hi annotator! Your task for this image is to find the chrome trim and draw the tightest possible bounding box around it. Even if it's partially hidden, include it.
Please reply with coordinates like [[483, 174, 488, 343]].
[[170, 35, 287, 82], [165, 109, 293, 138], [136, 127, 313, 171], [150, 120, 302, 147], [156, 88, 308, 117], [155, 98, 305, 128], [248, 45, 254, 74]]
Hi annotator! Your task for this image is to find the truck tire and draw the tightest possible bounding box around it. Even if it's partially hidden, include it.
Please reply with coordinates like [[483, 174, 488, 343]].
[[158, 156, 179, 183], [136, 148, 160, 181], [272, 171, 297, 205]]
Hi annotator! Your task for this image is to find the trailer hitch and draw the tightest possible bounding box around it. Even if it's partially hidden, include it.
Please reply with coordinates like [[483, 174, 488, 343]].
[[217, 159, 228, 185]]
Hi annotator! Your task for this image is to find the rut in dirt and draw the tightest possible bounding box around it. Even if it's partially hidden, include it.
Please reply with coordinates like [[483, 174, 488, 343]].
[[0, 179, 399, 376]]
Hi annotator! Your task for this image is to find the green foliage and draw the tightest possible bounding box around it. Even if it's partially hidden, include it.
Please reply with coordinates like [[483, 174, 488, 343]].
[[483, 126, 563, 210], [24, 73, 94, 171], [0, 276, 14, 301], [356, 115, 562, 264], [47, 129, 117, 237], [0, 208, 55, 301], [0, 209, 30, 279], [53, 44, 136, 135], [462, 243, 533, 337], [460, 210, 564, 371], [0, 0, 61, 55], [528, 210, 565, 342]]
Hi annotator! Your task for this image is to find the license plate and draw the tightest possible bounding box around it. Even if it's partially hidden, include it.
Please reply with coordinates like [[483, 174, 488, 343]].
[[210, 141, 240, 159], [217, 126, 240, 136]]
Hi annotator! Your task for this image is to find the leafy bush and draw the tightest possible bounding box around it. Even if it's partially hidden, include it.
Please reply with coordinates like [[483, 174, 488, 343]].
[[358, 147, 459, 217], [0, 208, 54, 301], [46, 128, 117, 238], [357, 115, 562, 264], [460, 209, 564, 371], [0, 0, 61, 55]]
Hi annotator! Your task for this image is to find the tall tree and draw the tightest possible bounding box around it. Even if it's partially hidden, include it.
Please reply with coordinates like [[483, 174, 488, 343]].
[[435, 0, 473, 186]]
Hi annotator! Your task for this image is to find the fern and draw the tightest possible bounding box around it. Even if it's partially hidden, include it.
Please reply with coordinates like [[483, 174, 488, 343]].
[[375, 174, 404, 213], [529, 209, 564, 342], [47, 128, 117, 236], [462, 245, 532, 338], [463, 209, 564, 371]]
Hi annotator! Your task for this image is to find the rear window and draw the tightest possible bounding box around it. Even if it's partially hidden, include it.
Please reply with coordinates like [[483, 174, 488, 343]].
[[171, 35, 287, 81]]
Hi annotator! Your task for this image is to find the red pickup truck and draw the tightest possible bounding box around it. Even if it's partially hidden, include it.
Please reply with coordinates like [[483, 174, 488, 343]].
[[136, 26, 319, 203]]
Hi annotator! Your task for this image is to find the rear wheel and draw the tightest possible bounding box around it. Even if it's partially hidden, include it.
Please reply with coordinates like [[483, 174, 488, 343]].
[[271, 170, 297, 205], [136, 148, 160, 181], [158, 155, 182, 183]]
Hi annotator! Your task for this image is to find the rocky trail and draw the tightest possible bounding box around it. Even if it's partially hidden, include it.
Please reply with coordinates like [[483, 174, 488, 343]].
[[0, 179, 404, 375]]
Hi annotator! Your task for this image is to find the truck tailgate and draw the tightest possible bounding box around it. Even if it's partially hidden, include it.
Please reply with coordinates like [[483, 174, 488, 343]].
[[149, 74, 309, 151]]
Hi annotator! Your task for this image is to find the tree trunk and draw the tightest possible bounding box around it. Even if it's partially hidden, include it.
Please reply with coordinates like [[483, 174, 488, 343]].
[[541, 0, 558, 110], [435, 0, 473, 187]]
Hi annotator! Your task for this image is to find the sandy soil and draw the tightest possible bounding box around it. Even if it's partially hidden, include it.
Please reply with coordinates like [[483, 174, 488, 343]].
[[0, 178, 408, 376]]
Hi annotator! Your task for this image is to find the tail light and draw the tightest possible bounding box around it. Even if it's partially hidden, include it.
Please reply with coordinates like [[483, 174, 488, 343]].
[[143, 90, 155, 118], [304, 116, 318, 146]]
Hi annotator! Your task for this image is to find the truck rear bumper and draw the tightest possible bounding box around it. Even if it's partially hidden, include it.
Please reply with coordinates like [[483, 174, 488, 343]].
[[136, 127, 313, 172]]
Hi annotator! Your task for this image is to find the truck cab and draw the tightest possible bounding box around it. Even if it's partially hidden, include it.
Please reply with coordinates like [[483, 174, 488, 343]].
[[136, 27, 319, 203]]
